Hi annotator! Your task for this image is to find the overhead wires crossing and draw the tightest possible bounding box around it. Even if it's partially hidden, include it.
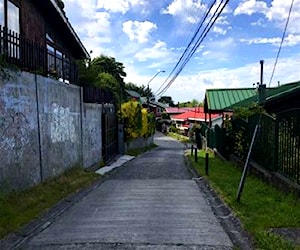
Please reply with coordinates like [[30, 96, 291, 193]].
[[155, 0, 230, 98]]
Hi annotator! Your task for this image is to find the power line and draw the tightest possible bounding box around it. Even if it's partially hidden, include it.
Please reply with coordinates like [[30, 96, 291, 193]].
[[268, 0, 295, 87], [154, 0, 217, 96], [156, 0, 229, 97]]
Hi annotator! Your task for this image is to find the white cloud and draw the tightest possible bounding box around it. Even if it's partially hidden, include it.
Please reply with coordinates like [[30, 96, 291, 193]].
[[157, 55, 300, 102], [134, 41, 171, 61], [233, 0, 268, 16], [251, 18, 266, 27], [97, 0, 148, 14], [213, 26, 227, 35], [202, 50, 211, 56], [122, 20, 157, 43], [240, 34, 300, 47], [162, 0, 207, 24], [63, 0, 114, 58], [266, 0, 300, 34], [216, 16, 230, 25], [234, 0, 300, 35]]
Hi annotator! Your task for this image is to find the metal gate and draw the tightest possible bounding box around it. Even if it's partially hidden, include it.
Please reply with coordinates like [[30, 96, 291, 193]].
[[102, 105, 118, 163]]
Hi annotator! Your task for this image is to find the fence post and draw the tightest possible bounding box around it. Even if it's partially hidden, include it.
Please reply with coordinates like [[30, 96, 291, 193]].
[[191, 144, 194, 156], [205, 152, 209, 175], [195, 147, 198, 163]]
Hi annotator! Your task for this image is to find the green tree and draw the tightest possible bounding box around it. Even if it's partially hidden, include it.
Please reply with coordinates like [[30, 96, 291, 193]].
[[158, 96, 175, 107], [92, 55, 126, 87], [78, 54, 127, 105], [178, 99, 203, 107], [95, 72, 122, 108]]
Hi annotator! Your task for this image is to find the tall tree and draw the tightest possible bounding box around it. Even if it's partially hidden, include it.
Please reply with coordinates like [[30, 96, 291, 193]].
[[78, 54, 127, 103], [92, 55, 126, 87], [158, 96, 175, 107]]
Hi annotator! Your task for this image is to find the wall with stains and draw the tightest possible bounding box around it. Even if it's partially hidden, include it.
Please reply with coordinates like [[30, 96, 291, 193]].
[[82, 103, 102, 168], [0, 70, 103, 192], [0, 71, 41, 190], [37, 76, 82, 180]]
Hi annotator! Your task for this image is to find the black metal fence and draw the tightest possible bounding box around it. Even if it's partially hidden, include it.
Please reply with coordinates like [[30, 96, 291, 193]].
[[277, 109, 300, 184], [102, 105, 118, 163], [0, 26, 78, 84], [83, 86, 114, 104], [202, 110, 300, 185]]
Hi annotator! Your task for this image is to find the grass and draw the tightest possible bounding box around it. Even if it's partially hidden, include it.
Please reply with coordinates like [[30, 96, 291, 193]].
[[127, 143, 158, 156], [168, 132, 191, 143], [0, 166, 101, 239], [188, 150, 300, 250]]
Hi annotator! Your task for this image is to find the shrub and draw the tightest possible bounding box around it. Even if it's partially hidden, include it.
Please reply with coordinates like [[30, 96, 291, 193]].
[[169, 124, 178, 133], [121, 101, 155, 140]]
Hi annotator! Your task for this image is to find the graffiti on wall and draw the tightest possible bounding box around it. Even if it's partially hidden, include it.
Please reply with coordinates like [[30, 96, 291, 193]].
[[50, 103, 77, 143], [0, 112, 31, 161]]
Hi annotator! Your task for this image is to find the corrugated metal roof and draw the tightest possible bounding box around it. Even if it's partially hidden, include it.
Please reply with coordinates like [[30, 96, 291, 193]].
[[165, 107, 203, 114], [125, 90, 141, 98], [227, 81, 300, 110], [206, 88, 257, 111], [171, 110, 220, 121]]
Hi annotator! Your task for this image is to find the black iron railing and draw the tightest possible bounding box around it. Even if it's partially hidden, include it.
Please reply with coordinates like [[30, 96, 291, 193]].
[[0, 26, 78, 84], [212, 111, 300, 185], [83, 86, 114, 104]]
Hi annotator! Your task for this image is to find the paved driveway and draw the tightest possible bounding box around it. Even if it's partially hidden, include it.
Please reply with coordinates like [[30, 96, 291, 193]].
[[19, 133, 234, 249]]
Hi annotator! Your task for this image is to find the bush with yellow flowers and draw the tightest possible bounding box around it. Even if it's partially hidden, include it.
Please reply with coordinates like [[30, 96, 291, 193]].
[[121, 100, 155, 141]]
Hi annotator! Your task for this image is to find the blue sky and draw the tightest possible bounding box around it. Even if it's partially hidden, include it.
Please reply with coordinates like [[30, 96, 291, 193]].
[[63, 0, 300, 103]]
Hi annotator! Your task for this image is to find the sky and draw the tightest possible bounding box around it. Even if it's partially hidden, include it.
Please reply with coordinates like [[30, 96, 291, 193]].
[[63, 0, 300, 103]]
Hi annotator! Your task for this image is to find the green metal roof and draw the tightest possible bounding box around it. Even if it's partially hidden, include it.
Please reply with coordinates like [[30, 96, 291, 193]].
[[125, 90, 141, 99], [205, 88, 257, 111], [227, 81, 300, 110]]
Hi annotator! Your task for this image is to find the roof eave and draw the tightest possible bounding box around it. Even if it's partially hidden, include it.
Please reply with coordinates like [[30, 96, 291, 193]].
[[51, 0, 90, 59]]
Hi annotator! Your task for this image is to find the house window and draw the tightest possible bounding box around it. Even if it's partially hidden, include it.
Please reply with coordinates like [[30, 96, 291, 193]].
[[46, 36, 70, 82], [7, 0, 19, 33], [0, 0, 20, 32], [0, 1, 4, 26], [0, 0, 20, 58]]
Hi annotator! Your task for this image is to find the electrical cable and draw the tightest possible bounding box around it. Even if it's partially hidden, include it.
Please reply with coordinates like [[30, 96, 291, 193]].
[[154, 0, 217, 96], [156, 0, 228, 97], [268, 0, 295, 87], [156, 0, 229, 97]]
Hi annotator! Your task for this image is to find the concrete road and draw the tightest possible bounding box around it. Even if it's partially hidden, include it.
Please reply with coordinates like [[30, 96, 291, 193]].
[[19, 133, 234, 249]]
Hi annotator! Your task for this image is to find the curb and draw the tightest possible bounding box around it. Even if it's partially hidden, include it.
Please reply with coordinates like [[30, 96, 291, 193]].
[[0, 153, 144, 249], [184, 150, 254, 250], [0, 176, 108, 250]]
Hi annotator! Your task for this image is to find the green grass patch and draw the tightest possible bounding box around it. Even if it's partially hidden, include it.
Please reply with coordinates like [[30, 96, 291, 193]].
[[127, 143, 157, 157], [188, 151, 300, 250], [0, 166, 101, 239], [168, 132, 191, 143]]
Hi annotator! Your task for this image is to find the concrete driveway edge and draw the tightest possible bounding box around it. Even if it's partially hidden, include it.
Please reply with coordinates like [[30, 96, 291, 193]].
[[0, 176, 107, 250], [183, 151, 254, 250]]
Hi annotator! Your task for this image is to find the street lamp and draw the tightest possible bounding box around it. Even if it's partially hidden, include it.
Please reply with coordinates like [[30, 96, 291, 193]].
[[147, 70, 165, 104]]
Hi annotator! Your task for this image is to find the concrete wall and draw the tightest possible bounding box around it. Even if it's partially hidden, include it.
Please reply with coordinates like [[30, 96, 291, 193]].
[[125, 135, 154, 153], [37, 76, 83, 180], [82, 103, 102, 168], [0, 70, 104, 192], [0, 71, 41, 190]]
